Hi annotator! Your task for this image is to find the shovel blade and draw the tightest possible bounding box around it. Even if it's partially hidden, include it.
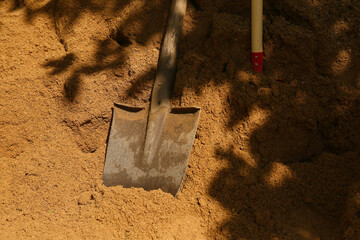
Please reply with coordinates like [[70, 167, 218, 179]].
[[103, 103, 200, 196]]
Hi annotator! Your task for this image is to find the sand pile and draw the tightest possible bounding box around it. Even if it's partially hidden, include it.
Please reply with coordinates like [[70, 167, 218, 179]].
[[1, 0, 359, 239]]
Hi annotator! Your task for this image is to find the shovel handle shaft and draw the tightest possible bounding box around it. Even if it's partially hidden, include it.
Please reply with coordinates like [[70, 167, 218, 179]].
[[251, 0, 263, 73], [150, 0, 187, 113]]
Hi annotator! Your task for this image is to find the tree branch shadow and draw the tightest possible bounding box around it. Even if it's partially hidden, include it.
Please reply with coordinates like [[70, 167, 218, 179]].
[[204, 1, 360, 239]]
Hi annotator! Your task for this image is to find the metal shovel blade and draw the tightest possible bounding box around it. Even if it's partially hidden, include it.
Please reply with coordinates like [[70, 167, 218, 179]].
[[103, 103, 200, 196]]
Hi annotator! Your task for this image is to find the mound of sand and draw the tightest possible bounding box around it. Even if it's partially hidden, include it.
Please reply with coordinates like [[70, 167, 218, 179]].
[[1, 0, 359, 239]]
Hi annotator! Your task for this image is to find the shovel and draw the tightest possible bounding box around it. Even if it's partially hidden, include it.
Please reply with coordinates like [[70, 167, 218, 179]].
[[103, 0, 200, 196]]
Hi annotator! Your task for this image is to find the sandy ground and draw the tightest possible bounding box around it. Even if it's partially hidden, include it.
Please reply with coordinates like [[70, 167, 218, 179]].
[[1, 0, 360, 239]]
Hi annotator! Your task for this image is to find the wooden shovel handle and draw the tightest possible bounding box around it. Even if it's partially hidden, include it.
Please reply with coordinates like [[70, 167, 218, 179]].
[[150, 0, 187, 113], [251, 0, 263, 73]]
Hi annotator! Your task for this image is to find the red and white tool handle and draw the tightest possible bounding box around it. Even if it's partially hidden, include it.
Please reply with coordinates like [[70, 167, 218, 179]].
[[251, 0, 263, 73]]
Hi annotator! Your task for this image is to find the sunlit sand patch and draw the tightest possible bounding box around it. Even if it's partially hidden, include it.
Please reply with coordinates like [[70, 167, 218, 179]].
[[243, 106, 271, 133], [332, 19, 350, 35], [294, 228, 321, 240], [234, 105, 271, 141], [160, 215, 206, 240], [306, 0, 324, 7], [238, 149, 257, 168], [248, 105, 270, 125], [264, 162, 295, 187], [231, 106, 271, 167], [235, 70, 257, 84], [332, 49, 352, 76], [24, 0, 53, 10]]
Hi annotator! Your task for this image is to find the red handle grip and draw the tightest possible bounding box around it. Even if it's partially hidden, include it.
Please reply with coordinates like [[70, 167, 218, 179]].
[[251, 52, 263, 73]]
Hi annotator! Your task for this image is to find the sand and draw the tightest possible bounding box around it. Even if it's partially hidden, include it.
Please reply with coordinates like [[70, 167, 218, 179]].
[[0, 0, 359, 239]]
